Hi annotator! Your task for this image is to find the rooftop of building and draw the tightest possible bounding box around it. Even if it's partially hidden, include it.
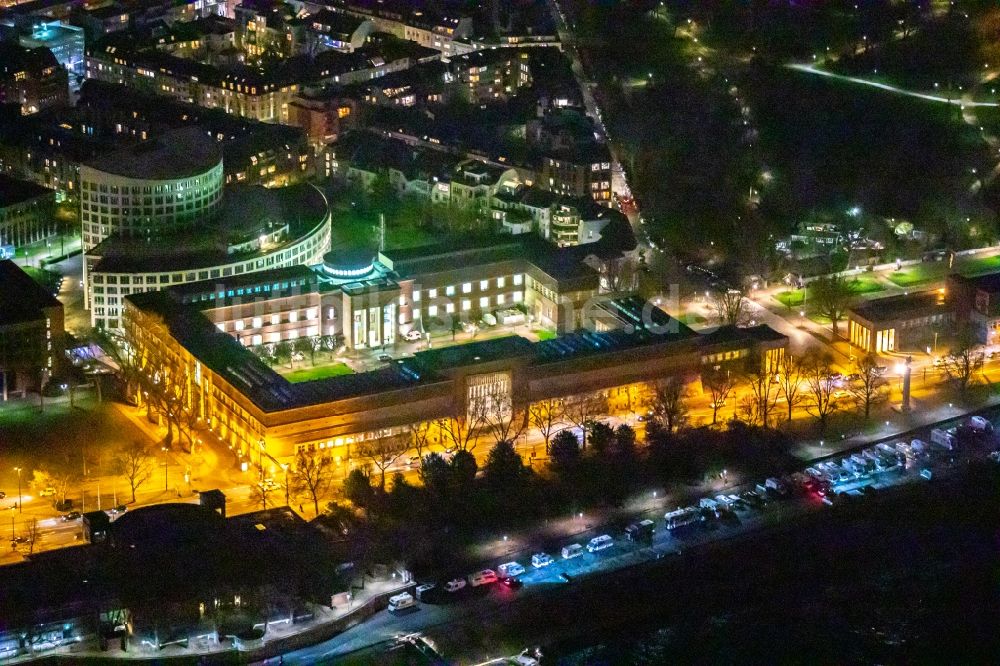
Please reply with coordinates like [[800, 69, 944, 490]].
[[89, 182, 328, 273], [0, 40, 60, 76], [848, 289, 948, 324], [83, 126, 223, 181], [949, 271, 1000, 294], [0, 173, 53, 207], [302, 8, 369, 36], [0, 259, 62, 326]]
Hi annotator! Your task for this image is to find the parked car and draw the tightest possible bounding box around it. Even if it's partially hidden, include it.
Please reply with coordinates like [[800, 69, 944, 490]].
[[377, 353, 392, 363], [62, 511, 81, 521], [468, 569, 498, 587], [414, 583, 436, 601], [443, 578, 466, 593], [498, 561, 525, 578], [586, 534, 613, 553], [969, 415, 993, 433], [561, 544, 585, 559], [625, 519, 656, 542], [403, 329, 423, 342], [388, 592, 416, 613], [531, 552, 555, 568], [39, 487, 56, 497]]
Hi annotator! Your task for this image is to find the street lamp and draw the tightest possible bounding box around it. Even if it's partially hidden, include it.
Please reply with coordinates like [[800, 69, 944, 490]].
[[13, 467, 21, 513], [258, 438, 266, 486], [162, 446, 169, 492]]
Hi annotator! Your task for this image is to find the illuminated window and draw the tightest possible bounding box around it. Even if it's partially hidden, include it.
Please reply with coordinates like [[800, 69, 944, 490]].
[[462, 283, 472, 293], [479, 296, 489, 308], [429, 288, 437, 299], [462, 299, 471, 311], [428, 305, 438, 317], [479, 280, 488, 290], [513, 274, 523, 286], [446, 285, 455, 296], [513, 291, 523, 302]]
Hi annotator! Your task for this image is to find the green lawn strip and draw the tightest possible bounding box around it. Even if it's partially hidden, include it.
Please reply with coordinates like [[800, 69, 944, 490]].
[[280, 363, 355, 383], [534, 329, 557, 341]]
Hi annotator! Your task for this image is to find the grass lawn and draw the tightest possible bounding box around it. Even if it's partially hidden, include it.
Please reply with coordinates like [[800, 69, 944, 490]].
[[281, 363, 354, 383], [887, 264, 946, 287], [958, 254, 1000, 276], [847, 276, 883, 295], [534, 329, 557, 341], [775, 290, 805, 308]]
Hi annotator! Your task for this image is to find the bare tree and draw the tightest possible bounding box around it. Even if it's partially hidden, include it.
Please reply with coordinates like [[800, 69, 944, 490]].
[[289, 450, 336, 515], [436, 400, 489, 453], [702, 366, 735, 425], [479, 384, 527, 444], [650, 377, 688, 432], [115, 440, 155, 503], [25, 517, 39, 555], [711, 289, 750, 327], [355, 432, 410, 489], [528, 398, 565, 453], [744, 364, 780, 427], [809, 275, 852, 338], [250, 482, 274, 510], [850, 353, 888, 419], [564, 392, 609, 449], [776, 354, 805, 422], [942, 327, 984, 396], [603, 257, 638, 292], [804, 353, 838, 431], [406, 421, 434, 460]]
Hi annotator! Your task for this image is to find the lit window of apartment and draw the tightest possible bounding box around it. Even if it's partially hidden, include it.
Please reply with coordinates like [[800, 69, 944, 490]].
[[306, 308, 317, 320], [462, 282, 472, 293], [429, 288, 438, 299], [428, 305, 438, 317], [413, 290, 421, 302], [497, 294, 505, 305], [462, 299, 471, 311], [513, 291, 523, 302], [234, 320, 245, 331], [479, 296, 489, 308], [217, 322, 226, 332], [271, 314, 280, 325], [446, 285, 455, 296], [513, 274, 523, 286], [289, 311, 298, 323], [252, 317, 262, 328], [497, 276, 505, 288], [479, 280, 488, 290], [446, 302, 455, 313]]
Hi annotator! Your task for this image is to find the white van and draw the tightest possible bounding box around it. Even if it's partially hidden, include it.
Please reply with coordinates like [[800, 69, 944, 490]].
[[562, 543, 584, 559], [586, 534, 613, 553], [467, 569, 498, 587], [498, 561, 526, 578], [388, 592, 415, 612], [531, 552, 555, 568]]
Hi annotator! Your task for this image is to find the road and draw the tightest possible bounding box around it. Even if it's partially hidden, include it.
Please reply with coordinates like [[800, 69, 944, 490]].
[[278, 409, 1000, 663]]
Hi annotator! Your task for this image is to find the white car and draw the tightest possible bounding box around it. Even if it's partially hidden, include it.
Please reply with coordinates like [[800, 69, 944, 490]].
[[468, 569, 498, 587], [403, 329, 423, 342], [586, 535, 613, 553], [387, 592, 415, 612], [443, 578, 466, 593], [531, 552, 554, 568], [498, 561, 525, 578]]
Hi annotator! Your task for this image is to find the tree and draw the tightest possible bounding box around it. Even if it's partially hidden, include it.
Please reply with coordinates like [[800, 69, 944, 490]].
[[344, 468, 375, 508], [942, 326, 984, 396], [851, 353, 888, 419], [804, 353, 838, 431], [419, 452, 452, 500], [24, 517, 39, 555], [294, 336, 316, 366], [479, 385, 526, 445], [564, 392, 608, 449], [702, 366, 736, 425], [650, 377, 687, 433], [528, 398, 565, 453], [253, 344, 275, 366], [406, 421, 434, 460], [482, 440, 527, 489], [588, 421, 616, 454], [115, 441, 155, 503], [809, 275, 852, 338], [355, 433, 410, 490], [436, 404, 488, 453], [603, 257, 638, 292], [250, 481, 273, 510], [550, 429, 581, 472], [711, 289, 750, 327], [775, 354, 805, 422], [743, 364, 780, 427], [274, 341, 293, 368], [290, 450, 336, 515]]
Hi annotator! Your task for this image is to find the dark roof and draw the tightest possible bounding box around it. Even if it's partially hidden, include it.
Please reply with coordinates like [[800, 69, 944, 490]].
[[84, 127, 222, 181], [950, 271, 1000, 294], [0, 260, 62, 326], [414, 335, 535, 370], [848, 290, 947, 324], [697, 323, 789, 346], [306, 8, 369, 37], [91, 183, 328, 273], [0, 174, 53, 207]]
